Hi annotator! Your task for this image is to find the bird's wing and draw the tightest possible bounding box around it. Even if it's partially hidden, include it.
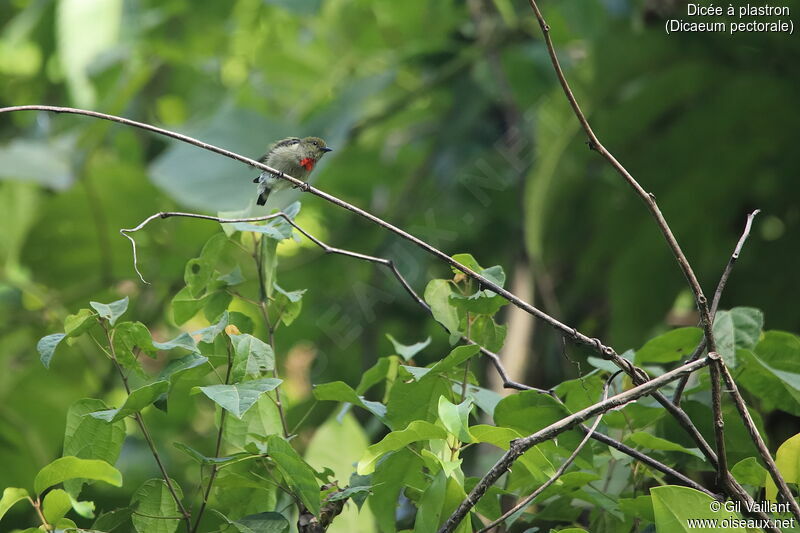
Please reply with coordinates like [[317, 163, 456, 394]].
[[257, 137, 301, 163]]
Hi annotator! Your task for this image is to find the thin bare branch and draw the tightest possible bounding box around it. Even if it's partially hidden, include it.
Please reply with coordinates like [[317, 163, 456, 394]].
[[720, 364, 800, 520], [477, 371, 621, 532], [437, 355, 713, 533], [673, 209, 760, 405], [519, 0, 781, 512], [0, 105, 617, 360]]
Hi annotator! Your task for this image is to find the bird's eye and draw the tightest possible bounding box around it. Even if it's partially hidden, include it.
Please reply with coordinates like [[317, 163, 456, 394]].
[[312, 141, 319, 146]]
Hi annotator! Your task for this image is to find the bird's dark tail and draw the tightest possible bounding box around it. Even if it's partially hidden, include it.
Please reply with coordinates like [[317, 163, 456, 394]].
[[253, 177, 260, 183], [256, 191, 268, 205]]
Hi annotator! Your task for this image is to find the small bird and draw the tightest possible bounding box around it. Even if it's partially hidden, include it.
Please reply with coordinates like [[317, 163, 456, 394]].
[[253, 136, 332, 205]]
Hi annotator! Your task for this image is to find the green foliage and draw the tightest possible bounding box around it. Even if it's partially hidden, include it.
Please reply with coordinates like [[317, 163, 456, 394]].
[[0, 1, 798, 531], [34, 456, 122, 495], [196, 378, 283, 419], [131, 479, 183, 533]]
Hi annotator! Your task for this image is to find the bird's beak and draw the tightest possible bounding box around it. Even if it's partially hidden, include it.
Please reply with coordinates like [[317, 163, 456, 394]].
[[321, 147, 333, 152]]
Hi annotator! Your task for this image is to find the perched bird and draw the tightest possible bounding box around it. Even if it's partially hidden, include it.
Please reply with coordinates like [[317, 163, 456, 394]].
[[253, 136, 332, 205]]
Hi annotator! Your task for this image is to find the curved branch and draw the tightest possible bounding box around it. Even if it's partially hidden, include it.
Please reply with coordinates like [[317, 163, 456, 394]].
[[520, 0, 797, 518], [673, 209, 761, 405], [477, 371, 621, 532], [437, 356, 713, 533], [0, 104, 616, 360]]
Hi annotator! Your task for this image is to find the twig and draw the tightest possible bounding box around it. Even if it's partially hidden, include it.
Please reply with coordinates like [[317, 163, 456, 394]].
[[437, 356, 713, 533], [673, 210, 760, 405], [0, 105, 619, 361], [102, 322, 192, 532], [191, 336, 235, 533], [122, 210, 724, 492], [477, 371, 621, 532], [520, 0, 766, 510], [720, 360, 800, 520]]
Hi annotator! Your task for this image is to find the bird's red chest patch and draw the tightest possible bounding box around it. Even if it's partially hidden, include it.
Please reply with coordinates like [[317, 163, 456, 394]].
[[299, 157, 315, 171]]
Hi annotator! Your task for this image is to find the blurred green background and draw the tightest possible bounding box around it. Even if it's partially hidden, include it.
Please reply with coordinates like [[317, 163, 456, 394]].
[[0, 0, 797, 528]]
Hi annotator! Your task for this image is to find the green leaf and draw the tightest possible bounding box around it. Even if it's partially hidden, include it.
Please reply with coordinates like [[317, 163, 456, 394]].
[[413, 469, 447, 533], [424, 345, 481, 379], [230, 334, 275, 382], [713, 307, 763, 367], [130, 479, 183, 533], [89, 381, 170, 422], [197, 377, 282, 419], [386, 334, 431, 361], [450, 254, 506, 288], [223, 395, 284, 453], [326, 485, 372, 503], [618, 495, 655, 523], [267, 435, 321, 516], [172, 442, 237, 465], [437, 397, 473, 443], [480, 265, 506, 288], [766, 432, 800, 500], [356, 356, 395, 395], [63, 398, 126, 495], [731, 457, 768, 487], [113, 321, 157, 357], [218, 266, 245, 286], [458, 384, 502, 417], [0, 487, 30, 521], [635, 327, 703, 364], [37, 333, 66, 368], [231, 511, 290, 533], [260, 235, 280, 299], [494, 390, 569, 434], [312, 381, 387, 420], [470, 425, 556, 483], [738, 331, 800, 416], [358, 421, 447, 475], [470, 315, 507, 352], [273, 284, 306, 326], [204, 289, 233, 322], [89, 296, 129, 326], [42, 488, 71, 524], [371, 449, 425, 533], [625, 432, 704, 459], [68, 493, 95, 519], [424, 279, 461, 336], [737, 348, 800, 416], [171, 286, 210, 325], [651, 485, 746, 532], [64, 308, 97, 338], [449, 291, 508, 316], [192, 311, 229, 343], [92, 507, 134, 532], [185, 233, 228, 297], [153, 332, 197, 352], [158, 354, 211, 383], [34, 457, 122, 495]]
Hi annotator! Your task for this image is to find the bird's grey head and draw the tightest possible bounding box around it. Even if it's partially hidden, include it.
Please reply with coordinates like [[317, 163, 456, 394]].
[[300, 136, 333, 160]]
